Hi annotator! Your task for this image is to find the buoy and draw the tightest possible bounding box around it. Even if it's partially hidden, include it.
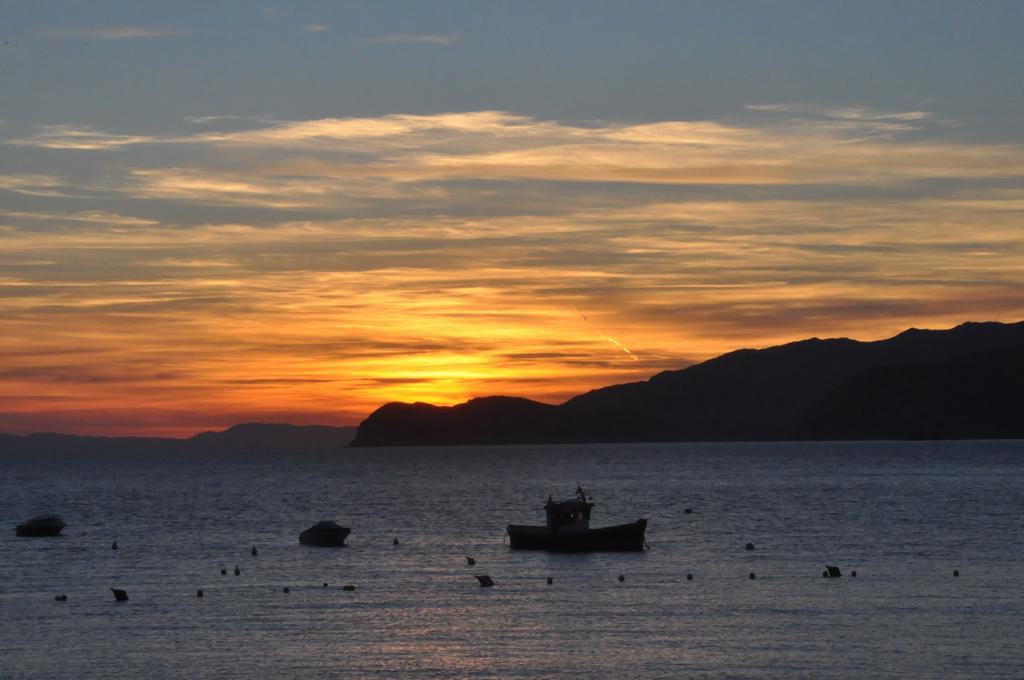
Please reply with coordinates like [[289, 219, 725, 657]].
[[466, 556, 476, 566], [749, 573, 756, 580], [234, 565, 240, 576], [342, 585, 355, 591], [684, 508, 693, 514], [618, 574, 625, 582], [54, 594, 67, 601], [686, 573, 693, 581], [220, 569, 227, 575], [475, 574, 494, 587], [393, 537, 399, 546], [111, 541, 118, 550], [745, 542, 754, 551], [851, 570, 857, 577], [111, 588, 129, 602], [283, 587, 290, 593], [953, 569, 959, 577], [822, 570, 829, 578], [322, 583, 329, 588], [546, 577, 553, 585], [251, 545, 257, 556], [197, 589, 204, 598]]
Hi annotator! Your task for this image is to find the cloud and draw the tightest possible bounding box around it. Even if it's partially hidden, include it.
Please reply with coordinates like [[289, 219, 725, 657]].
[[12, 110, 1024, 191], [0, 174, 76, 197], [744, 103, 937, 139], [8, 125, 157, 150], [184, 115, 252, 124], [0, 210, 159, 229], [304, 23, 329, 33], [747, 103, 932, 121], [43, 26, 180, 40], [10, 109, 1024, 231], [364, 33, 459, 46], [121, 167, 447, 210], [4, 106, 1024, 434]]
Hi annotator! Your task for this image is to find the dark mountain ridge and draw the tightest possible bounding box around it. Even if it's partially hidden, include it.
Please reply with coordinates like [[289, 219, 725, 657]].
[[351, 320, 1024, 446]]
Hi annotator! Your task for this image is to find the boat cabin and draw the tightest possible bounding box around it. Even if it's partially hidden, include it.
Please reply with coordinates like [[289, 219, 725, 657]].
[[544, 497, 593, 531]]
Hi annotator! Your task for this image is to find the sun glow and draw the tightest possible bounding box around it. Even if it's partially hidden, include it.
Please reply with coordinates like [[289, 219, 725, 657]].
[[3, 109, 1024, 434]]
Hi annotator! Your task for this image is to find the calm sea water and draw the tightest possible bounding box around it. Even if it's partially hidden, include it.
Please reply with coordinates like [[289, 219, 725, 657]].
[[1, 441, 1022, 679]]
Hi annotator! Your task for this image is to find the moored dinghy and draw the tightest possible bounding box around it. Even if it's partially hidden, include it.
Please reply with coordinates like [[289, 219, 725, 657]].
[[15, 515, 66, 537], [299, 520, 351, 547], [507, 486, 646, 551]]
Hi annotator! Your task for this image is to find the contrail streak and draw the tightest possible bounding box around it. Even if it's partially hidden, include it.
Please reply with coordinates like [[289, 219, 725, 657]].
[[573, 305, 638, 361], [603, 335, 638, 360]]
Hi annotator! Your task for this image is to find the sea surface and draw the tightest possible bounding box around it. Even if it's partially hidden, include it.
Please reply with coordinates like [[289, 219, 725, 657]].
[[1, 441, 1022, 679]]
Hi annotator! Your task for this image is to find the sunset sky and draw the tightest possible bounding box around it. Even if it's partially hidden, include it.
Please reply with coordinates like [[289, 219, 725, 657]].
[[2, 1, 1023, 436]]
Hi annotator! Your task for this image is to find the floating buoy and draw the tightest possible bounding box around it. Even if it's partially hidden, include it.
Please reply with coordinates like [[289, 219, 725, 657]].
[[251, 545, 257, 556], [686, 573, 693, 581], [54, 594, 67, 601], [475, 575, 494, 587], [322, 583, 329, 588], [466, 556, 476, 566], [953, 569, 959, 577], [851, 570, 857, 577], [111, 588, 129, 602], [111, 541, 118, 550], [618, 574, 625, 582], [822, 570, 829, 578], [684, 508, 693, 514], [749, 573, 756, 580], [234, 565, 240, 576], [546, 577, 553, 585], [342, 585, 355, 591], [745, 542, 754, 551], [220, 569, 227, 576], [393, 537, 399, 546], [197, 590, 204, 598], [283, 587, 290, 593]]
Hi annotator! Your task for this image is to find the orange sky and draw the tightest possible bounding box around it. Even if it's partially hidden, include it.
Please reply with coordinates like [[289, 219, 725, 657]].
[[3, 110, 1024, 436]]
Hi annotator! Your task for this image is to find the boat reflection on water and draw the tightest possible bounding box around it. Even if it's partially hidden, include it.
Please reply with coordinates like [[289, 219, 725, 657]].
[[507, 486, 646, 552]]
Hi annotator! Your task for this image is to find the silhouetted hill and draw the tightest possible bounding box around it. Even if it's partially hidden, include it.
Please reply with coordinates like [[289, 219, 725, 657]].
[[800, 345, 1024, 440], [350, 320, 1024, 446], [352, 397, 562, 447], [188, 423, 357, 451], [0, 423, 356, 454]]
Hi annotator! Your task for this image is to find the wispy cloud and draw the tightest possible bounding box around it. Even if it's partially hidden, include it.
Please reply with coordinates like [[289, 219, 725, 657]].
[[43, 26, 181, 41], [12, 110, 1024, 190], [0, 210, 159, 229], [304, 23, 329, 33], [8, 125, 157, 150], [364, 33, 459, 46], [745, 103, 937, 138], [0, 174, 75, 197], [12, 109, 1023, 214], [3, 106, 1024, 434], [747, 103, 933, 121]]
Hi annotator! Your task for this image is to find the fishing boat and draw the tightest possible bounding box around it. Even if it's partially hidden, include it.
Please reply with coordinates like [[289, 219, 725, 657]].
[[299, 520, 351, 547], [507, 486, 646, 551], [15, 515, 66, 537]]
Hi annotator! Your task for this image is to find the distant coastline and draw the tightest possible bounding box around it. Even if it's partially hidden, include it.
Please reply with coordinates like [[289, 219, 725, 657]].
[[0, 423, 357, 454], [5, 320, 1023, 452]]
